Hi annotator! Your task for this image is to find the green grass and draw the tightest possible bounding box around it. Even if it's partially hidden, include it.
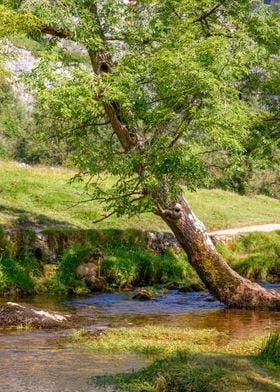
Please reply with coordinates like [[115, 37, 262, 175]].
[[69, 326, 225, 356], [43, 241, 196, 294], [0, 161, 279, 231], [0, 254, 37, 294], [258, 332, 280, 366], [101, 247, 195, 288], [218, 231, 280, 282], [69, 326, 280, 392]]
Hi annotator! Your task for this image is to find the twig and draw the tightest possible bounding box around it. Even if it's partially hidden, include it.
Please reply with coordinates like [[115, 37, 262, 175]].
[[92, 211, 116, 224]]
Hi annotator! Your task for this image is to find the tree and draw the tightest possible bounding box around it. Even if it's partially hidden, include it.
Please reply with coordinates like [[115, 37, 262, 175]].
[[1, 0, 280, 309]]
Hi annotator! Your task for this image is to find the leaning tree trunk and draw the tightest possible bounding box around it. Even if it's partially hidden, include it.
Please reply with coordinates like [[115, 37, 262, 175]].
[[157, 196, 280, 310]]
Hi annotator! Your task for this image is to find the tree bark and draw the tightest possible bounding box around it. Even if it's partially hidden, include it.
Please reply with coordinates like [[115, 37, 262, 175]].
[[156, 196, 280, 310]]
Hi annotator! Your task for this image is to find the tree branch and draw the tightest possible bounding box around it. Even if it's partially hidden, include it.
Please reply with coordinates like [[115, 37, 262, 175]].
[[92, 210, 116, 224], [194, 0, 227, 23]]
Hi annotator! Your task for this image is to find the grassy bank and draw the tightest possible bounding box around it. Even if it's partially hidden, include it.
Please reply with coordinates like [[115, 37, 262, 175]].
[[0, 227, 197, 295], [0, 160, 279, 231], [0, 227, 279, 295], [218, 231, 280, 282], [69, 327, 280, 392]]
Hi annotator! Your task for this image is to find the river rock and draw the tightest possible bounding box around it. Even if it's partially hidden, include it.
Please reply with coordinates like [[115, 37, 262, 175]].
[[132, 290, 153, 301], [178, 283, 205, 292], [0, 302, 72, 328], [165, 282, 180, 290], [76, 248, 105, 290]]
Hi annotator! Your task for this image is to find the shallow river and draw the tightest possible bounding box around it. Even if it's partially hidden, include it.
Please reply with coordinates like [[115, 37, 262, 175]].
[[1, 285, 280, 392]]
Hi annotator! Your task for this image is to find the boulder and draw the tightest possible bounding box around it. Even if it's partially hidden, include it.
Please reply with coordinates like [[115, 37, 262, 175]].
[[0, 302, 72, 328]]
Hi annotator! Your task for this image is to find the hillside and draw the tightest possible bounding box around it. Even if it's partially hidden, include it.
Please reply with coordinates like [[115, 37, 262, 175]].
[[0, 160, 279, 231]]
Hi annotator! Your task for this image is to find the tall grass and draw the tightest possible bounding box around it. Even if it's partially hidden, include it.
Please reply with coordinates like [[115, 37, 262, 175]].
[[258, 332, 280, 366], [102, 248, 195, 288], [48, 243, 197, 294], [217, 231, 280, 282], [47, 245, 91, 294], [0, 254, 37, 294]]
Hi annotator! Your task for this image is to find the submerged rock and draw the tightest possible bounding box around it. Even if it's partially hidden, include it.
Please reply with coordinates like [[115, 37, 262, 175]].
[[132, 290, 153, 301], [0, 302, 72, 328], [178, 283, 205, 293], [165, 282, 180, 290]]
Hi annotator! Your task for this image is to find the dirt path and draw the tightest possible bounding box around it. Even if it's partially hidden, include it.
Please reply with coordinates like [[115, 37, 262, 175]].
[[210, 223, 280, 236]]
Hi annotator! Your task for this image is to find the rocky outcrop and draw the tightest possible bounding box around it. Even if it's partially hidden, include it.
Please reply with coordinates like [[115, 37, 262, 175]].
[[0, 302, 72, 328], [2, 225, 247, 266], [146, 231, 179, 251], [146, 230, 244, 250], [3, 43, 38, 107]]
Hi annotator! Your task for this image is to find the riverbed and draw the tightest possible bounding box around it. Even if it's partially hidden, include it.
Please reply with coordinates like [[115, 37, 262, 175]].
[[1, 285, 280, 392]]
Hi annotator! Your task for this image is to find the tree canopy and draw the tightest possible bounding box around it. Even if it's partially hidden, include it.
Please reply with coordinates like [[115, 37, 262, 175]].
[[0, 0, 279, 217]]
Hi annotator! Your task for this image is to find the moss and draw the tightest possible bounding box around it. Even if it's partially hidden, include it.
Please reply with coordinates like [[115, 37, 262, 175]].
[[15, 228, 37, 260]]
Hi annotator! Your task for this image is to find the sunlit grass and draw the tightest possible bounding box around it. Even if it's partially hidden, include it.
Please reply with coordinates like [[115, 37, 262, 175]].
[[217, 231, 280, 282], [69, 325, 225, 356], [69, 326, 280, 392], [0, 161, 279, 231]]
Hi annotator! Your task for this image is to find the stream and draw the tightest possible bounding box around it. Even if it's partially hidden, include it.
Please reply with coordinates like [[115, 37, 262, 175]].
[[1, 284, 280, 392]]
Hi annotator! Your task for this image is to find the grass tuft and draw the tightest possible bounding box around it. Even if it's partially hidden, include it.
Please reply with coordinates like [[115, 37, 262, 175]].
[[258, 332, 280, 366]]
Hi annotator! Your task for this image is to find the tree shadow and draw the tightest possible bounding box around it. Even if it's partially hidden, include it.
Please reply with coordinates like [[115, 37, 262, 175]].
[[0, 204, 76, 228]]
